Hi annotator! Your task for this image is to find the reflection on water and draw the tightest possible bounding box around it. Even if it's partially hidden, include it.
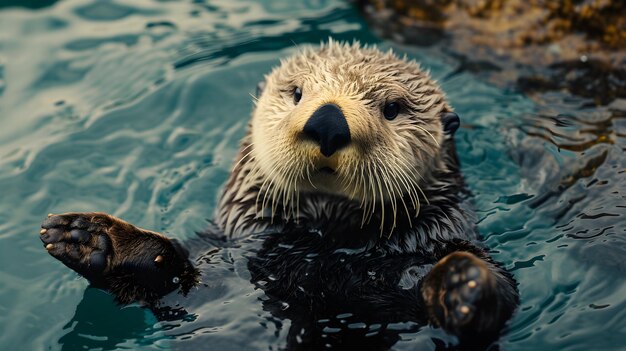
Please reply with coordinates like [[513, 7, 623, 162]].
[[0, 0, 623, 350], [59, 288, 160, 351]]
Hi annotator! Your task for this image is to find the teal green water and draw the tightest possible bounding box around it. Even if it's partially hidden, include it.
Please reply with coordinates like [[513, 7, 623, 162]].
[[0, 0, 624, 350]]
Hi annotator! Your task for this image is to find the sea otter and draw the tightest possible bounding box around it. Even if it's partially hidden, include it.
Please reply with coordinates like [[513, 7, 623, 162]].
[[39, 40, 518, 349]]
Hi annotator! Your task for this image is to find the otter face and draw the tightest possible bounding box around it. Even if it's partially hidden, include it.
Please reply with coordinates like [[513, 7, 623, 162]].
[[249, 41, 451, 221]]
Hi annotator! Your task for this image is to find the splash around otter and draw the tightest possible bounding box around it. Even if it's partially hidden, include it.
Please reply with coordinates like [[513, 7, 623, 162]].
[[39, 40, 519, 349]]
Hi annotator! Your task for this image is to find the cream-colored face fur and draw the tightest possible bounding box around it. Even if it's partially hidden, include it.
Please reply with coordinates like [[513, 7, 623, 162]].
[[249, 40, 450, 224]]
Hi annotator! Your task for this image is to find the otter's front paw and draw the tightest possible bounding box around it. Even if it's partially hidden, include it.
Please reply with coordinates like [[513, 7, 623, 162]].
[[421, 251, 494, 336], [40, 212, 195, 303], [40, 213, 116, 282]]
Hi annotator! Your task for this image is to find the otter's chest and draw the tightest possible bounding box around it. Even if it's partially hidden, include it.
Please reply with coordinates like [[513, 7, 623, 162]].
[[247, 228, 436, 308]]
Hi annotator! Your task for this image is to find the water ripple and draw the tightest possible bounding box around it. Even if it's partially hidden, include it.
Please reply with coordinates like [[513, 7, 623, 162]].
[[0, 0, 624, 350]]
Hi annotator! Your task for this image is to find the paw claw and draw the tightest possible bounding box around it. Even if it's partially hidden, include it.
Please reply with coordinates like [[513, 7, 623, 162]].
[[40, 228, 65, 244], [38, 212, 186, 302], [39, 213, 113, 279]]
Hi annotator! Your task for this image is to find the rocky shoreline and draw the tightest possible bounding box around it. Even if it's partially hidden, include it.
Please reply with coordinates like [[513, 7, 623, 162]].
[[354, 0, 626, 106]]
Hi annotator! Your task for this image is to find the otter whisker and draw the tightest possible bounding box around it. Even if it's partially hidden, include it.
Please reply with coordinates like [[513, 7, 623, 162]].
[[360, 163, 371, 223], [395, 155, 430, 207], [375, 160, 394, 223], [415, 125, 440, 148], [279, 162, 293, 211], [268, 168, 286, 219], [282, 161, 301, 219], [234, 148, 256, 169], [269, 157, 295, 219], [380, 159, 408, 233], [239, 142, 255, 154], [391, 156, 422, 217], [288, 155, 306, 218], [395, 168, 417, 227], [249, 92, 259, 104], [295, 186, 301, 224], [365, 162, 378, 225], [266, 146, 301, 218], [258, 175, 274, 219], [371, 162, 387, 234], [305, 158, 318, 190], [415, 182, 429, 207], [359, 164, 368, 208], [380, 158, 408, 234], [287, 168, 299, 215], [245, 163, 267, 193], [341, 156, 365, 205], [356, 162, 370, 228], [256, 159, 284, 220]]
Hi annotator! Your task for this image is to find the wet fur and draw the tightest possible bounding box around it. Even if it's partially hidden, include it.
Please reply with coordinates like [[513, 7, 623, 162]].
[[40, 41, 519, 349], [218, 40, 452, 237]]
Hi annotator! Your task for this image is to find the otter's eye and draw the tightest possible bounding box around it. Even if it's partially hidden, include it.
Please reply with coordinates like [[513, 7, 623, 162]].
[[383, 102, 400, 120], [294, 87, 302, 105]]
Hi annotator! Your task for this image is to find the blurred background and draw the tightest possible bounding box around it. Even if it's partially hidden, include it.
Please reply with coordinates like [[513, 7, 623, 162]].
[[0, 0, 624, 350]]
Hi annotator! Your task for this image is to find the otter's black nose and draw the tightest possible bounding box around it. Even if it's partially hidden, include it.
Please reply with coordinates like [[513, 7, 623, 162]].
[[303, 103, 351, 157]]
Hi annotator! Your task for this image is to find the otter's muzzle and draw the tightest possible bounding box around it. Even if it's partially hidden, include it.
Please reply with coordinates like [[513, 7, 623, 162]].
[[302, 103, 351, 157]]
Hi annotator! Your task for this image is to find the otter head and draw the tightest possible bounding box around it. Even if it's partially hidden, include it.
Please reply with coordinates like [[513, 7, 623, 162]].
[[249, 40, 458, 225]]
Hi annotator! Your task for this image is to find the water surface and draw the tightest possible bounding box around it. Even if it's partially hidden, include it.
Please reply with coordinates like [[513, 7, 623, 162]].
[[0, 0, 624, 350]]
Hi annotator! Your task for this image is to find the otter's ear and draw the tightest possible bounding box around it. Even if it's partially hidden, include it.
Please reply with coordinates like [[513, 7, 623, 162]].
[[255, 81, 266, 98], [440, 112, 460, 135]]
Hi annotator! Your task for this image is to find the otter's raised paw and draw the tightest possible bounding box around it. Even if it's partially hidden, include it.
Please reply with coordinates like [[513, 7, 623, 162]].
[[422, 251, 495, 336], [40, 213, 115, 282], [40, 212, 196, 303]]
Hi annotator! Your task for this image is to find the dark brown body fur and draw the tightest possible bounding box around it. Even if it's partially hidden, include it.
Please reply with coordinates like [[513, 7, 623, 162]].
[[39, 42, 519, 349]]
